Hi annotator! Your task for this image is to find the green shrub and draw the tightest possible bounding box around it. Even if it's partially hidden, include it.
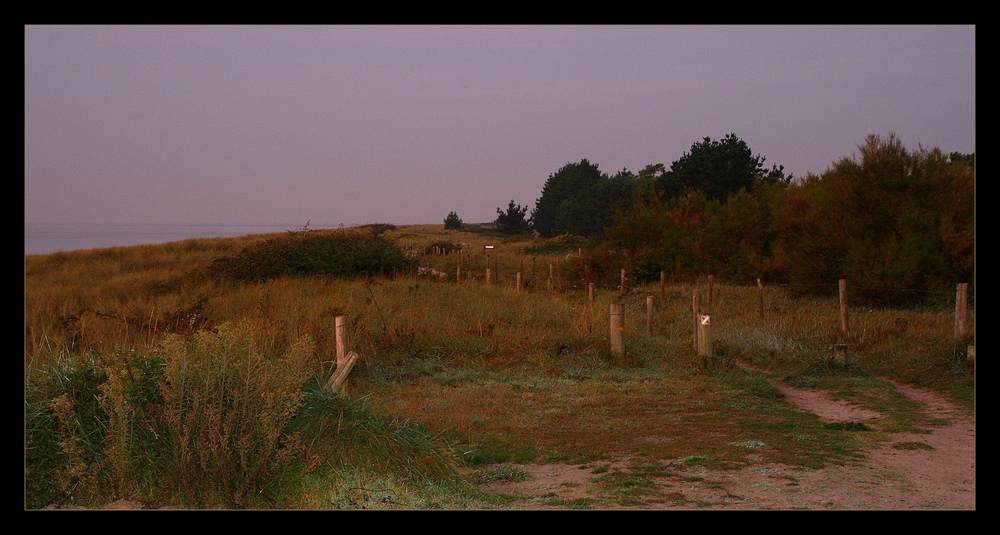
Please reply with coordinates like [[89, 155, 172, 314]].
[[24, 322, 318, 509], [24, 353, 109, 509], [157, 322, 314, 507], [207, 230, 417, 283], [364, 223, 397, 236]]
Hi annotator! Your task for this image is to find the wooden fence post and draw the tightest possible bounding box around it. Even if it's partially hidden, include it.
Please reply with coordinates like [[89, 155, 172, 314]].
[[955, 282, 968, 339], [516, 272, 523, 292], [486, 267, 491, 285], [588, 282, 595, 305], [620, 268, 627, 294], [697, 314, 712, 357], [609, 303, 624, 357], [335, 315, 346, 366], [326, 352, 359, 394], [660, 271, 666, 300], [326, 315, 358, 394]]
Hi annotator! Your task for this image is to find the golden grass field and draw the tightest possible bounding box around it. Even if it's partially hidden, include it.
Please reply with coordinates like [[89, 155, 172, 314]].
[[24, 223, 975, 509]]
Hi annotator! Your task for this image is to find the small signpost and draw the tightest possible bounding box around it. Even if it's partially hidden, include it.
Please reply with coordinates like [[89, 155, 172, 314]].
[[697, 314, 712, 357]]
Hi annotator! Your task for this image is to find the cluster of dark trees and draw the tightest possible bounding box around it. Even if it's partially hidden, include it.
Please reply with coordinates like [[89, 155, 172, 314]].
[[478, 133, 974, 305]]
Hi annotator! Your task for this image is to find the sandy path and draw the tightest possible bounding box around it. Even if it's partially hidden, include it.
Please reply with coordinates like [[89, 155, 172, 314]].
[[482, 379, 975, 510]]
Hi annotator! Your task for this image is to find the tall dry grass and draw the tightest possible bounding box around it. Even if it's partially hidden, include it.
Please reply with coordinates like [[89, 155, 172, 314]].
[[24, 224, 974, 508]]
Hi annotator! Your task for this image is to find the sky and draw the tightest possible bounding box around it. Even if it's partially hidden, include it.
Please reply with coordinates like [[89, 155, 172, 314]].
[[24, 25, 976, 228]]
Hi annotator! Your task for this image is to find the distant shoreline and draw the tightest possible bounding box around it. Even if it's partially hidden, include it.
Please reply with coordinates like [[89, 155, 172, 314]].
[[23, 222, 337, 256]]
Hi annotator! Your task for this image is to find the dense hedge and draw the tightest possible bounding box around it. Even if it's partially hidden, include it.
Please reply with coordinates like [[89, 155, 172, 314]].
[[207, 230, 417, 283]]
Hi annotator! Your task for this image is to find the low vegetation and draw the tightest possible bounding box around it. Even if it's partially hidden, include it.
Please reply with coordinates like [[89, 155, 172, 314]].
[[24, 223, 974, 509]]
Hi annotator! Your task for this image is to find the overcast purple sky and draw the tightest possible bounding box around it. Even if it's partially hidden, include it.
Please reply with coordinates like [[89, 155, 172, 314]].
[[24, 25, 975, 227]]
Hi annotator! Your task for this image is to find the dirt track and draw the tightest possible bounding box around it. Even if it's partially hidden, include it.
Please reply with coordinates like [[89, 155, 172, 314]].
[[480, 379, 975, 510]]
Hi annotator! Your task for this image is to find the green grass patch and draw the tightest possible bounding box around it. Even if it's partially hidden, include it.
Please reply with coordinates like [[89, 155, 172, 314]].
[[893, 441, 935, 451]]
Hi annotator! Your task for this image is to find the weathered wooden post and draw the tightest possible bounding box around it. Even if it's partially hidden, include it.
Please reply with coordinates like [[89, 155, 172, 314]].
[[646, 296, 654, 336], [486, 267, 492, 285], [660, 271, 666, 300], [516, 271, 523, 292], [692, 289, 701, 350], [325, 315, 358, 394], [620, 268, 627, 294], [697, 313, 712, 357], [839, 279, 849, 337], [609, 303, 624, 357], [588, 282, 595, 305], [335, 315, 346, 366], [955, 282, 973, 361]]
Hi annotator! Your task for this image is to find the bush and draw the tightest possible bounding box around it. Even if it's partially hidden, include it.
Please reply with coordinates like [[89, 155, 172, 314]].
[[24, 322, 318, 509], [364, 223, 397, 236], [207, 230, 417, 283], [157, 322, 315, 507], [444, 212, 463, 230], [25, 353, 109, 509]]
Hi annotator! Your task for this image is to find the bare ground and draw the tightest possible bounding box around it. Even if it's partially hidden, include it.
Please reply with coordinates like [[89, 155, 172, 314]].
[[479, 378, 975, 510], [85, 376, 975, 511]]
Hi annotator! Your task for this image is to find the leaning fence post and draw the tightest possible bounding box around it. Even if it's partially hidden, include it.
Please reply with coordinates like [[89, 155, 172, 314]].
[[326, 315, 358, 394], [326, 352, 359, 394]]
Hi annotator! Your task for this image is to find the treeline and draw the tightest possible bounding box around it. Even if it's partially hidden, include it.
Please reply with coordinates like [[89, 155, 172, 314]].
[[490, 133, 975, 306]]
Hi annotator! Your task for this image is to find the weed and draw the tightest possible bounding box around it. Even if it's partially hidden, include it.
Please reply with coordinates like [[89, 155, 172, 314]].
[[893, 441, 935, 451], [824, 422, 874, 432], [469, 464, 532, 485]]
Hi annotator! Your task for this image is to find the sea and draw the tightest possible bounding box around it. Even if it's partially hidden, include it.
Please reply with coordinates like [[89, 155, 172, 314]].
[[24, 222, 336, 256]]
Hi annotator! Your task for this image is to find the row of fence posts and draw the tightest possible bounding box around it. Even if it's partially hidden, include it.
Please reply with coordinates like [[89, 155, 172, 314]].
[[424, 251, 975, 362], [608, 276, 972, 363], [368, 248, 974, 382], [610, 272, 717, 359]]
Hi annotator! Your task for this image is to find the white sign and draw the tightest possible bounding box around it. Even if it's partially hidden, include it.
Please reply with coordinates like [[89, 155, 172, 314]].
[[484, 245, 495, 250], [701, 315, 711, 325]]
